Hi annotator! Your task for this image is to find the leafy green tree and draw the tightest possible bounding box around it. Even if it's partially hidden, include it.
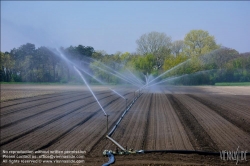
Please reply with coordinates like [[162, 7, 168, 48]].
[[183, 30, 219, 57], [77, 45, 94, 58], [92, 51, 104, 60], [223, 52, 250, 82], [35, 47, 60, 82], [163, 53, 189, 77], [1, 52, 14, 82], [65, 45, 94, 60], [200, 48, 239, 70], [9, 43, 36, 82], [133, 54, 156, 75]]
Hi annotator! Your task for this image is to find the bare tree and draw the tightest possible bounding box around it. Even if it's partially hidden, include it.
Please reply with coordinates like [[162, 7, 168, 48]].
[[171, 40, 185, 56], [136, 32, 172, 69], [136, 31, 172, 55]]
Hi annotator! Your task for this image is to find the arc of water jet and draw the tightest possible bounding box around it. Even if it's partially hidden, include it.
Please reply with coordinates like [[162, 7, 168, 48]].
[[93, 61, 143, 86], [80, 60, 141, 87], [141, 59, 191, 90], [56, 48, 141, 87], [146, 69, 217, 89], [148, 59, 190, 85], [91, 63, 141, 87], [146, 74, 185, 88], [74, 66, 107, 116], [56, 49, 107, 115], [78, 67, 105, 85], [145, 76, 179, 88], [126, 69, 145, 85], [144, 75, 149, 86], [55, 49, 106, 85], [109, 88, 126, 99], [106, 60, 145, 85], [80, 58, 144, 87], [123, 71, 144, 86]]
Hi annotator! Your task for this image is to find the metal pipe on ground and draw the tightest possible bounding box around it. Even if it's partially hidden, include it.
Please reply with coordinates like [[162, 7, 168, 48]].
[[106, 135, 126, 151]]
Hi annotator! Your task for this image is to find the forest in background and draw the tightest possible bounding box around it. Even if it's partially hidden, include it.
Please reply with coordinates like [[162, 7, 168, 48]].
[[1, 29, 250, 85]]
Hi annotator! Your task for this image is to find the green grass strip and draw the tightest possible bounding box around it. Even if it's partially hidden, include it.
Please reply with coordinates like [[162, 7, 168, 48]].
[[215, 82, 250, 86]]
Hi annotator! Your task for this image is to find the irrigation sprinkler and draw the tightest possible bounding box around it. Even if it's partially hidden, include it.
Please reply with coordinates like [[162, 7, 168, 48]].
[[104, 136, 139, 156], [104, 134, 232, 156], [103, 88, 146, 160]]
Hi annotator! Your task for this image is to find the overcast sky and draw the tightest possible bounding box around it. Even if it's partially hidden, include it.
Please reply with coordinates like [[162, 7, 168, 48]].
[[1, 1, 250, 54]]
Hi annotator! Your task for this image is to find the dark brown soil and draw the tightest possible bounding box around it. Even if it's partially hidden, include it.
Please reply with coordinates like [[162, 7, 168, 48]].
[[1, 85, 250, 165]]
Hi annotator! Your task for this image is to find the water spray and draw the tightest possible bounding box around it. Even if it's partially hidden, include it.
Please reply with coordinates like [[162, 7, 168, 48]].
[[101, 59, 143, 85], [109, 88, 126, 99], [139, 59, 191, 91], [109, 88, 128, 110], [147, 69, 218, 89], [147, 59, 190, 85], [102, 59, 145, 85], [89, 60, 143, 87], [57, 50, 143, 87], [126, 69, 145, 85], [54, 48, 147, 163], [73, 66, 107, 116], [55, 49, 105, 85], [78, 67, 105, 85], [56, 49, 110, 138], [86, 61, 141, 87]]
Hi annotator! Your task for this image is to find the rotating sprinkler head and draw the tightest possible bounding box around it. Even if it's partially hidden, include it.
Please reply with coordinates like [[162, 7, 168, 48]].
[[103, 135, 144, 156]]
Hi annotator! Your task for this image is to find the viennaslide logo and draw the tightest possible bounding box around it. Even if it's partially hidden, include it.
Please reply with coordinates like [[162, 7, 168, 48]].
[[220, 146, 247, 165]]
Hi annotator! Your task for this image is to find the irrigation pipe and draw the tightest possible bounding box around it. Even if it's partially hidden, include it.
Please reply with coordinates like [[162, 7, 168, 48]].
[[101, 148, 249, 165], [142, 150, 250, 156], [144, 150, 219, 155], [108, 92, 143, 137], [106, 135, 126, 151], [102, 151, 115, 166], [102, 92, 143, 166]]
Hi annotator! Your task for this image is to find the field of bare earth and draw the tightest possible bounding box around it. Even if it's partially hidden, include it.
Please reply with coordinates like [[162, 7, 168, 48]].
[[1, 84, 249, 165]]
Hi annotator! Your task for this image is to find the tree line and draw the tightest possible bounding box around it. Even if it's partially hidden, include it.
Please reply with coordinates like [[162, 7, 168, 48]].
[[1, 29, 250, 85], [0, 44, 95, 83]]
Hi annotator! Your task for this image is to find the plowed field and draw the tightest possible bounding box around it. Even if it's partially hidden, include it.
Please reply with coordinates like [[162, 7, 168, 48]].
[[1, 84, 250, 165]]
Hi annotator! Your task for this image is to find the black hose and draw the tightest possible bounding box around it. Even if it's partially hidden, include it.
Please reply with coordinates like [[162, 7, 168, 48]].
[[102, 152, 115, 166], [143, 150, 250, 156]]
